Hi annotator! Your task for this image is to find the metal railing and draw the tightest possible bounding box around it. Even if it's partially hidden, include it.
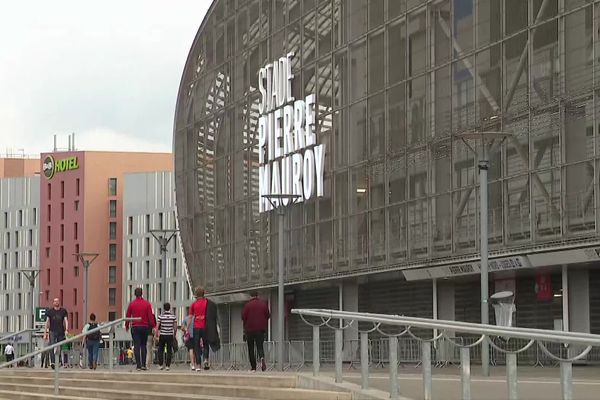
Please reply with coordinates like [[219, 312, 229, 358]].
[[0, 317, 139, 395], [292, 308, 600, 400]]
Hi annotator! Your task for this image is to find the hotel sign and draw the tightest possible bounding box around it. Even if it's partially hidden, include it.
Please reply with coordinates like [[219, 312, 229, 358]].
[[42, 155, 79, 180], [257, 52, 325, 213]]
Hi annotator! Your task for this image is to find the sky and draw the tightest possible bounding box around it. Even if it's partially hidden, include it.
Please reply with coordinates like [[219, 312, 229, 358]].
[[0, 0, 212, 157]]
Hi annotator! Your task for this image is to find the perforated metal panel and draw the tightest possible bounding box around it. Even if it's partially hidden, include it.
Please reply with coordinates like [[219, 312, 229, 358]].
[[589, 269, 600, 334]]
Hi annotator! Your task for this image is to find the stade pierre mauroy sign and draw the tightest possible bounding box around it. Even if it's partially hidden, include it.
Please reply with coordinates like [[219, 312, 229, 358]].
[[258, 52, 325, 213]]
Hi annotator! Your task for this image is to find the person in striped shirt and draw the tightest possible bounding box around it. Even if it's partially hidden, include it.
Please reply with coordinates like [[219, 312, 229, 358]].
[[156, 303, 177, 371]]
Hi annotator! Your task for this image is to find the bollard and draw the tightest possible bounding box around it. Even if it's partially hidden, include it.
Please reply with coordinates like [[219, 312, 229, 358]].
[[461, 347, 471, 400], [507, 353, 518, 400], [389, 337, 399, 400], [560, 361, 573, 400], [335, 329, 343, 383], [360, 332, 369, 390], [422, 342, 432, 400], [313, 326, 320, 376]]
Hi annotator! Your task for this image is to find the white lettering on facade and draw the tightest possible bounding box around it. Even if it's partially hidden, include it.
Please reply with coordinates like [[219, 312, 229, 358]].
[[258, 53, 326, 213]]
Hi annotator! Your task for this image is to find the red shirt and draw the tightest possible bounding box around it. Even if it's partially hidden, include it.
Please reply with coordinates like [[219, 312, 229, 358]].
[[125, 297, 156, 330], [189, 298, 208, 329], [242, 297, 270, 333]]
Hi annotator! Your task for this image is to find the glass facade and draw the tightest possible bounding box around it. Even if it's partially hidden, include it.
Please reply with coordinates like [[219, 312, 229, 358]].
[[175, 0, 600, 294]]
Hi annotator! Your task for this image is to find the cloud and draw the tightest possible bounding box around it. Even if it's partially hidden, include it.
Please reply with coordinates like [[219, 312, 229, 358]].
[[0, 0, 211, 158]]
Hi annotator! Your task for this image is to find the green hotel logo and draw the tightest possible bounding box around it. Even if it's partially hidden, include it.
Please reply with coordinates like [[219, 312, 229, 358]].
[[42, 155, 79, 180]]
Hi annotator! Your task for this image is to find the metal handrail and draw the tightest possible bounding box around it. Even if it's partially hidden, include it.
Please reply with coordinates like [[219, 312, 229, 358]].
[[293, 309, 600, 347], [0, 328, 37, 343], [0, 317, 139, 396], [292, 308, 600, 400]]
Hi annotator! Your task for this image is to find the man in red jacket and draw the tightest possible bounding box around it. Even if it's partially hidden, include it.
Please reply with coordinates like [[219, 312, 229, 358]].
[[125, 287, 156, 371], [241, 290, 270, 371]]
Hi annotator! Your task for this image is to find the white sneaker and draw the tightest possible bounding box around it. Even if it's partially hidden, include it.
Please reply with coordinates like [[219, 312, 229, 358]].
[[166, 367, 170, 371], [190, 364, 196, 371], [159, 366, 164, 370]]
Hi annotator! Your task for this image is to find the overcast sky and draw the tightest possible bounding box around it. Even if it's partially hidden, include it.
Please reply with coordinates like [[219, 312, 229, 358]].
[[0, 0, 211, 157]]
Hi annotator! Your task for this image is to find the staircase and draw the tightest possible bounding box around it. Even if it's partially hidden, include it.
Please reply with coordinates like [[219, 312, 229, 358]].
[[0, 369, 351, 400]]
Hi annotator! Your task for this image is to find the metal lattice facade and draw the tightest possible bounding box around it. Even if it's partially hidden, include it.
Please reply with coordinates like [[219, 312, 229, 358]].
[[174, 0, 600, 295]]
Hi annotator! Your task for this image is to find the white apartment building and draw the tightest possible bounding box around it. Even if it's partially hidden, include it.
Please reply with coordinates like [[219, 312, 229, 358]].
[[122, 171, 191, 324], [0, 176, 40, 346]]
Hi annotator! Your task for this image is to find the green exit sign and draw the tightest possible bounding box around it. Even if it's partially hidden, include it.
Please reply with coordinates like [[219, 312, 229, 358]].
[[35, 307, 47, 323]]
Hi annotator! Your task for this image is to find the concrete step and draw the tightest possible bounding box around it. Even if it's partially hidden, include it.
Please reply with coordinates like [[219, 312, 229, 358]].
[[0, 369, 298, 388], [0, 383, 257, 400], [0, 390, 103, 400]]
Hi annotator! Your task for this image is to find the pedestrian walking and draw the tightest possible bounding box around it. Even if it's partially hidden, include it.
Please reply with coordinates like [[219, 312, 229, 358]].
[[125, 287, 156, 371], [83, 313, 101, 370], [44, 297, 69, 369], [156, 303, 177, 371], [242, 290, 270, 372], [181, 315, 197, 370], [188, 287, 220, 370], [4, 343, 15, 367]]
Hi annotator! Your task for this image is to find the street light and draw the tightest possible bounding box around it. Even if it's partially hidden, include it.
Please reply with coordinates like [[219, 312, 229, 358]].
[[149, 229, 178, 305], [74, 253, 98, 329], [262, 193, 301, 371], [19, 268, 39, 366], [456, 128, 511, 376]]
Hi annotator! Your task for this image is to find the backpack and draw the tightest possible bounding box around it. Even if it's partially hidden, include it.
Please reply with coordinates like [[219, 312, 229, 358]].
[[87, 322, 101, 341]]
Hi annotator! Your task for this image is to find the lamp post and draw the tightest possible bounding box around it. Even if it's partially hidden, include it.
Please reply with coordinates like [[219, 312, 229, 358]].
[[19, 268, 39, 366], [74, 253, 98, 329], [456, 128, 510, 376], [262, 193, 301, 371], [149, 229, 178, 306]]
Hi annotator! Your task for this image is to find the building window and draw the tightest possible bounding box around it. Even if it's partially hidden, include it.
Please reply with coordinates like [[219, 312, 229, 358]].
[[74, 222, 78, 240], [61, 203, 64, 219], [2, 274, 7, 291], [145, 214, 151, 231], [108, 288, 116, 306], [46, 269, 50, 286], [33, 208, 37, 223], [109, 266, 116, 284], [108, 312, 116, 321], [76, 178, 80, 196], [172, 282, 177, 301], [45, 290, 49, 302], [4, 232, 9, 248], [73, 288, 77, 305], [75, 312, 79, 330], [158, 283, 162, 302], [61, 181, 65, 198], [74, 244, 79, 258], [60, 289, 63, 305], [158, 259, 163, 279], [108, 178, 117, 196], [47, 204, 51, 222], [109, 222, 117, 240], [109, 200, 117, 218], [127, 262, 133, 280], [46, 226, 51, 243], [28, 250, 33, 267], [28, 229, 33, 246], [158, 212, 164, 230], [128, 216, 133, 235], [172, 258, 177, 277], [47, 183, 51, 200], [16, 273, 21, 289], [74, 200, 79, 211], [3, 212, 7, 228], [145, 260, 150, 279], [13, 231, 18, 247], [127, 239, 133, 257], [109, 244, 117, 262], [144, 237, 150, 256], [60, 224, 64, 241], [127, 285, 133, 300], [74, 266, 79, 277], [45, 247, 50, 258], [145, 284, 150, 300], [14, 251, 18, 268], [60, 267, 64, 284], [60, 246, 64, 263], [18, 210, 23, 227], [18, 293, 22, 309]]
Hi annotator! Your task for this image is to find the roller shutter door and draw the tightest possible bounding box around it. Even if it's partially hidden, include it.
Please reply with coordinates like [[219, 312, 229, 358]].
[[589, 269, 600, 334], [455, 280, 481, 325], [288, 286, 338, 342], [358, 279, 433, 338], [514, 275, 561, 330]]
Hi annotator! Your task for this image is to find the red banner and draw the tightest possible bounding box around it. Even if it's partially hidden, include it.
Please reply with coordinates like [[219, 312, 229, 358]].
[[535, 273, 553, 301]]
